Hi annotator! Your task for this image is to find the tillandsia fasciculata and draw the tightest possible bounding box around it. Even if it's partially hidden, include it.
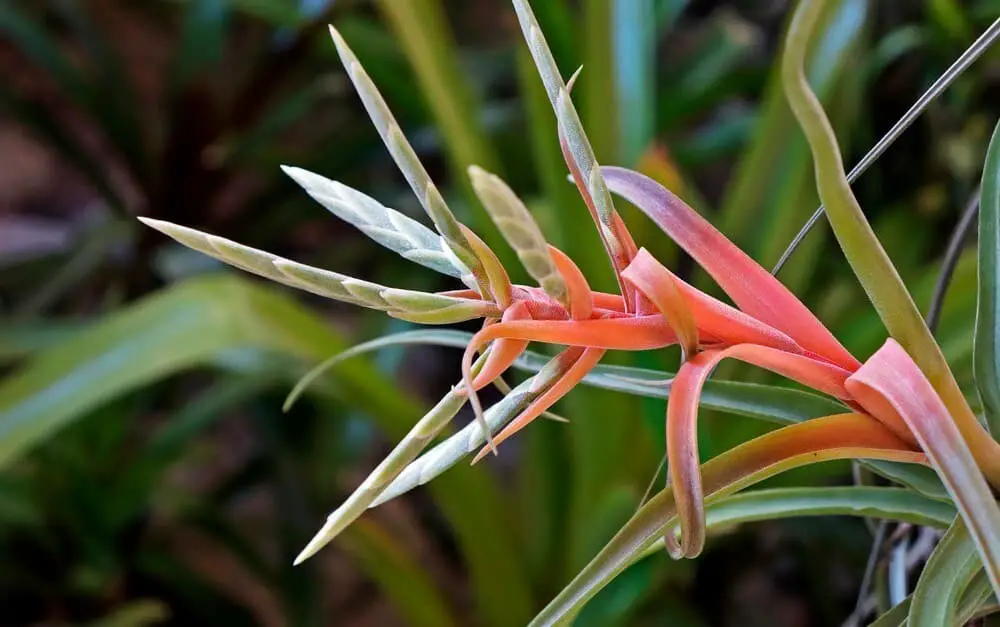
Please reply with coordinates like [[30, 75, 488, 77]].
[[140, 0, 1000, 623]]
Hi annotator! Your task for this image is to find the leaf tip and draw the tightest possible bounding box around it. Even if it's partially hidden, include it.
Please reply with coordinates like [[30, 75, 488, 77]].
[[294, 518, 339, 565]]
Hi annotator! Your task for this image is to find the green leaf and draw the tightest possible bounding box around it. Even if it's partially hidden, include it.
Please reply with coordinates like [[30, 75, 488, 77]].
[[975, 119, 1000, 438], [345, 520, 458, 627], [861, 459, 949, 502], [634, 486, 955, 563], [532, 480, 943, 625], [909, 518, 981, 627], [0, 274, 394, 467], [783, 0, 1000, 487]]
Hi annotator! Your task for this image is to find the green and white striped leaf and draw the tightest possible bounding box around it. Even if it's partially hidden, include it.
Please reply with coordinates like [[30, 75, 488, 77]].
[[282, 165, 472, 283], [328, 26, 485, 285], [468, 165, 568, 305], [139, 218, 498, 324]]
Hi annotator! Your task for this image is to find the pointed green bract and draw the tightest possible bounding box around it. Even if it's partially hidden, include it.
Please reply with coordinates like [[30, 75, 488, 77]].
[[282, 165, 472, 283], [294, 366, 479, 565], [139, 218, 497, 324], [975, 120, 1000, 438], [371, 351, 577, 507], [468, 165, 568, 306], [511, 0, 632, 287], [328, 26, 488, 289]]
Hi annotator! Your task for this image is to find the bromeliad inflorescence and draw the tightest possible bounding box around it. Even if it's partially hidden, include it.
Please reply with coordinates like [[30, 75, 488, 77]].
[[140, 0, 1000, 612]]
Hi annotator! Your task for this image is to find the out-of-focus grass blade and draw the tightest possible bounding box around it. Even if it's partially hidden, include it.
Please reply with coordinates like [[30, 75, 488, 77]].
[[170, 0, 229, 91], [582, 0, 617, 162], [717, 0, 868, 293], [613, 0, 655, 165], [0, 275, 406, 467], [0, 275, 532, 627], [909, 519, 981, 627], [52, 1, 151, 187], [220, 0, 304, 27], [974, 119, 1000, 437], [345, 520, 458, 627], [0, 321, 87, 362]]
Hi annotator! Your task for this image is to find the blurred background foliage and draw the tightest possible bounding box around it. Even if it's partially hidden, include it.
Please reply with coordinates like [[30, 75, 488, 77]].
[[1, 0, 999, 625]]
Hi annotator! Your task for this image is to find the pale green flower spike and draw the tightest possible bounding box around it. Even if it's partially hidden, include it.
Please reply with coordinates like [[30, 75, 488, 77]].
[[468, 165, 569, 307], [294, 348, 573, 565], [370, 351, 574, 507], [328, 27, 491, 294], [138, 218, 497, 324], [281, 165, 474, 286], [293, 353, 488, 565], [511, 0, 629, 274]]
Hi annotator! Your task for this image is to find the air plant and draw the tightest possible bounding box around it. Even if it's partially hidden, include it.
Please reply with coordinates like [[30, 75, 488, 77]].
[[140, 0, 1000, 624]]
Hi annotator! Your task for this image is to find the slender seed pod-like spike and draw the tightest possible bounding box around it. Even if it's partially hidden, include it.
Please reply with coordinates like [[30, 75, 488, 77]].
[[371, 348, 583, 507], [512, 0, 635, 305], [328, 26, 492, 293], [281, 166, 473, 285], [295, 353, 488, 565], [468, 165, 568, 307], [139, 218, 498, 324]]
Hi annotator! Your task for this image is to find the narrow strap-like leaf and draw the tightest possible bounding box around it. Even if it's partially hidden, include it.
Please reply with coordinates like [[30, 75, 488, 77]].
[[328, 26, 489, 292], [975, 119, 1000, 437], [909, 518, 981, 627], [468, 166, 568, 306], [782, 0, 1000, 485], [282, 165, 471, 283], [139, 218, 498, 324]]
